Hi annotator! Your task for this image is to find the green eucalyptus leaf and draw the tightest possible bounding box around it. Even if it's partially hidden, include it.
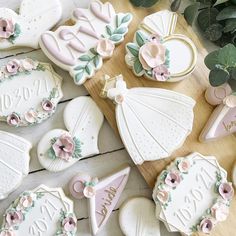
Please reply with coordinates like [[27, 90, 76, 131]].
[[205, 50, 220, 70], [214, 0, 229, 5], [110, 34, 123, 42], [79, 55, 91, 61], [229, 67, 236, 80], [224, 19, 236, 33], [134, 59, 143, 74], [218, 43, 236, 67], [127, 43, 139, 57], [217, 6, 236, 21], [209, 68, 230, 86], [171, 0, 182, 12], [136, 31, 146, 47], [184, 2, 200, 25], [129, 0, 160, 7], [75, 71, 84, 82], [197, 8, 219, 31], [204, 23, 223, 41]]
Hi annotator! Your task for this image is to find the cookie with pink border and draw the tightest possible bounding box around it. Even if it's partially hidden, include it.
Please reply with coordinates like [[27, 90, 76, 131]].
[[69, 165, 130, 235], [40, 0, 132, 85], [0, 0, 62, 49], [153, 152, 234, 236], [0, 185, 77, 236]]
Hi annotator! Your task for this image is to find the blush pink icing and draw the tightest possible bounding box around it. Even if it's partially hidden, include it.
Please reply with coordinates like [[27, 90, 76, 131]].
[[199, 218, 214, 234], [164, 171, 181, 187], [0, 18, 15, 39], [218, 182, 234, 200], [90, 1, 113, 23], [96, 39, 115, 59], [211, 201, 229, 222], [152, 65, 170, 81], [156, 189, 170, 203]]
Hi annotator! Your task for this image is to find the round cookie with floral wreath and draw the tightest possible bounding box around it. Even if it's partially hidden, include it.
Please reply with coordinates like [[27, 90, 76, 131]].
[[153, 152, 234, 236], [0, 58, 63, 127]]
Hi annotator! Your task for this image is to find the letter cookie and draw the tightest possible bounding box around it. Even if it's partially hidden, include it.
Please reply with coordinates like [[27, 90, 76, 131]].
[[125, 10, 197, 82], [69, 165, 130, 235], [0, 185, 77, 235], [153, 152, 234, 235], [37, 96, 104, 172], [40, 0, 132, 85], [0, 0, 62, 49]]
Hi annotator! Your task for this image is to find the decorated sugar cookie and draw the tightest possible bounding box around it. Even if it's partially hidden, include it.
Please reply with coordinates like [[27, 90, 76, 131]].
[[101, 74, 195, 165], [40, 0, 132, 86], [69, 165, 130, 235], [125, 10, 197, 82], [200, 84, 236, 142], [0, 58, 63, 127], [0, 185, 77, 235], [153, 152, 234, 236], [232, 161, 236, 188], [0, 130, 31, 200], [37, 97, 104, 172], [0, 0, 62, 49], [119, 197, 161, 236]]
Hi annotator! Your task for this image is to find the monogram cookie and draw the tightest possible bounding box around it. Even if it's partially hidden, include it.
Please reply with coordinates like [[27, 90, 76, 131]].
[[125, 10, 197, 82], [0, 58, 63, 127], [40, 0, 132, 85], [69, 165, 130, 235], [0, 0, 62, 49], [153, 152, 234, 235]]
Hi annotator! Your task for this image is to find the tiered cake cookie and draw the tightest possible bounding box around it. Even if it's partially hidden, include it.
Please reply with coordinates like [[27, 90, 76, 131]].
[[153, 152, 234, 235]]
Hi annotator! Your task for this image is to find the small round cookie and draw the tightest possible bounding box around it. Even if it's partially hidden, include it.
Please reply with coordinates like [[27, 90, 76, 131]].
[[119, 197, 160, 236]]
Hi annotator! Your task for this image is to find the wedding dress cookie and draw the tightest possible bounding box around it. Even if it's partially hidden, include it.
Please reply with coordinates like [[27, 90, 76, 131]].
[[0, 58, 63, 127], [0, 0, 62, 49], [0, 130, 31, 200], [200, 85, 236, 142], [153, 152, 234, 236], [119, 197, 161, 236], [125, 10, 197, 82], [40, 0, 132, 85], [101, 74, 195, 165], [69, 165, 130, 235], [0, 185, 77, 236], [37, 96, 104, 172]]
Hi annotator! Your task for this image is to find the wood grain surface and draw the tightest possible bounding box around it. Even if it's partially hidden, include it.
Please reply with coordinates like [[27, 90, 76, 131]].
[[83, 0, 236, 235]]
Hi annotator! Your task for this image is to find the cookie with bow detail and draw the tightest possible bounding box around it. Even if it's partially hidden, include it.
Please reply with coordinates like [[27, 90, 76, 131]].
[[125, 10, 197, 82], [0, 0, 62, 49], [0, 130, 31, 200], [40, 0, 132, 86], [37, 97, 104, 172], [69, 165, 130, 235], [101, 74, 195, 165], [200, 84, 236, 141]]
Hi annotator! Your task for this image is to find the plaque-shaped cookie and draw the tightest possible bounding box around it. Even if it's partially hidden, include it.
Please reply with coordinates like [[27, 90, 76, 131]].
[[153, 152, 234, 235], [0, 185, 77, 236], [0, 58, 63, 127]]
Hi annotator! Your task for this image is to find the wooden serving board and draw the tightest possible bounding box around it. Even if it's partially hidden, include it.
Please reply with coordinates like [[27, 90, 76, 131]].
[[84, 0, 236, 235]]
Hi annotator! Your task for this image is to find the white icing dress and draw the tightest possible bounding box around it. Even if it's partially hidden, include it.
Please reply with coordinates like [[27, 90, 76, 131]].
[[104, 75, 195, 165]]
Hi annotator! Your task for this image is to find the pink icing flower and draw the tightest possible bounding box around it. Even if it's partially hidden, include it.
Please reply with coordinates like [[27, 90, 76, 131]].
[[165, 171, 181, 187], [0, 18, 15, 39], [42, 100, 54, 112], [5, 210, 23, 227], [6, 60, 20, 75], [211, 201, 229, 222], [24, 110, 38, 124], [7, 113, 21, 127], [139, 41, 166, 70], [156, 189, 170, 204], [83, 186, 96, 198], [17, 195, 34, 211], [0, 228, 15, 236], [149, 34, 161, 43], [96, 38, 115, 59], [152, 65, 170, 81], [218, 182, 234, 200], [20, 58, 38, 71], [199, 218, 214, 234], [52, 134, 75, 161], [62, 216, 77, 232], [177, 159, 191, 173]]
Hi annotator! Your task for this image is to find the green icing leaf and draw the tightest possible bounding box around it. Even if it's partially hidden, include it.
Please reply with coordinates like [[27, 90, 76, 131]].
[[114, 27, 127, 34], [134, 59, 143, 74], [121, 14, 132, 24], [48, 148, 56, 160], [93, 55, 101, 68], [209, 68, 230, 86], [75, 71, 84, 82], [110, 34, 123, 42], [126, 43, 139, 57], [90, 48, 97, 55], [106, 25, 113, 36], [79, 55, 91, 61], [74, 65, 85, 71], [85, 64, 92, 75], [136, 31, 146, 47]]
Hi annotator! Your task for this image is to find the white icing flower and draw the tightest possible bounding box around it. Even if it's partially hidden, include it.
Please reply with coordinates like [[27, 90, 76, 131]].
[[16, 194, 35, 211], [24, 110, 38, 124], [211, 200, 229, 222], [177, 158, 191, 173], [20, 58, 39, 71]]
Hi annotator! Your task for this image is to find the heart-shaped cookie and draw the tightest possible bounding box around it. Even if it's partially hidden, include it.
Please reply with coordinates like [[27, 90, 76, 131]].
[[0, 0, 62, 49], [0, 130, 31, 200], [40, 0, 132, 85], [37, 97, 104, 172], [125, 10, 197, 82]]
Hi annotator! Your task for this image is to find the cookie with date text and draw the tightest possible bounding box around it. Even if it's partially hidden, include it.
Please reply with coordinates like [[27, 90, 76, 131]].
[[0, 58, 63, 127], [69, 165, 130, 235], [153, 152, 234, 236], [0, 0, 62, 49], [0, 185, 77, 236], [40, 0, 132, 85]]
